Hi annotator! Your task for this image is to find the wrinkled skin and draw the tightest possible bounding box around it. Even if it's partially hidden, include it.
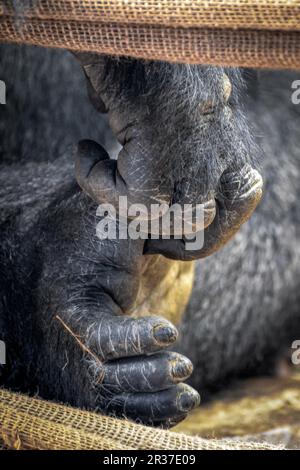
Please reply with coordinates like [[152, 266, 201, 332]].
[[75, 53, 262, 252], [0, 173, 198, 427], [0, 45, 263, 427]]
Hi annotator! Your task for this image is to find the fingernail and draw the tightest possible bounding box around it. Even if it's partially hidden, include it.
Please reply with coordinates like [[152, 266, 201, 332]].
[[171, 356, 193, 381], [153, 324, 178, 345], [178, 390, 200, 412]]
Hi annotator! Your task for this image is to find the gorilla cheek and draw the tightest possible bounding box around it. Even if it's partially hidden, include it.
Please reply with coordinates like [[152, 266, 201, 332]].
[[144, 164, 263, 260]]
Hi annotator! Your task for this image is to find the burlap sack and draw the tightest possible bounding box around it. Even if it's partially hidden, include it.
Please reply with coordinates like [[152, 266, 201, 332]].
[[0, 388, 281, 450], [1, 0, 300, 68]]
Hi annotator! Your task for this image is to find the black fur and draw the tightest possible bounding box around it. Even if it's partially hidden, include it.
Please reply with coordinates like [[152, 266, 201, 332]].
[[0, 44, 299, 425], [180, 71, 300, 395]]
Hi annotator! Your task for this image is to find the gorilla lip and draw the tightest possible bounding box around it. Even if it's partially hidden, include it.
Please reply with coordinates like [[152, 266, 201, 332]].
[[96, 195, 214, 233]]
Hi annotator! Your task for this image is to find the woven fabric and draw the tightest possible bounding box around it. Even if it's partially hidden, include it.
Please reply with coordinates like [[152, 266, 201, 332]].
[[0, 389, 281, 450], [0, 0, 300, 68], [2, 0, 300, 31]]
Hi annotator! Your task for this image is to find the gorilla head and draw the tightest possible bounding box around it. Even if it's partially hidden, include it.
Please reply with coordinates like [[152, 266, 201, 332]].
[[75, 54, 263, 260]]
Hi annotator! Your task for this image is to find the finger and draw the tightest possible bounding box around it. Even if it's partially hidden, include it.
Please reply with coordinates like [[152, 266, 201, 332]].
[[75, 139, 122, 206], [75, 139, 169, 213], [104, 383, 200, 423], [144, 164, 263, 260], [102, 352, 193, 393], [87, 315, 178, 361]]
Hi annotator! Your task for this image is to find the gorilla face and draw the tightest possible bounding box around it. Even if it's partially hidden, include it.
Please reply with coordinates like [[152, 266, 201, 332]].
[[75, 55, 263, 260]]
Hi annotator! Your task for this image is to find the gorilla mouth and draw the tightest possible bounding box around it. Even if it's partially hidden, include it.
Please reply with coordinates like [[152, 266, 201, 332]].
[[89, 155, 263, 260], [144, 165, 263, 260], [150, 164, 262, 238]]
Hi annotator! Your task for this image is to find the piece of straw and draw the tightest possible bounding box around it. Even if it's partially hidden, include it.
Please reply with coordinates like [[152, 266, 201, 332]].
[[55, 315, 105, 383]]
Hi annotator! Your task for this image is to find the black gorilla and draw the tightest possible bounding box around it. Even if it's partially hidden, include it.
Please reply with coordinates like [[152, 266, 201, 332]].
[[180, 70, 300, 395], [0, 44, 299, 427]]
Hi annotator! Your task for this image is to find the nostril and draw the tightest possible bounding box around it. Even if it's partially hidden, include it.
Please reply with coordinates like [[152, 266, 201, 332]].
[[172, 179, 195, 206], [172, 181, 184, 205]]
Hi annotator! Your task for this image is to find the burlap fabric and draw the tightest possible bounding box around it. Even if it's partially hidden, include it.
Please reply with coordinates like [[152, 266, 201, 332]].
[[0, 388, 281, 450], [0, 0, 300, 68]]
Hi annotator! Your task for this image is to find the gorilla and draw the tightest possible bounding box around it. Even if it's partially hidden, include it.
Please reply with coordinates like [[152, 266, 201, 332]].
[[0, 43, 299, 428]]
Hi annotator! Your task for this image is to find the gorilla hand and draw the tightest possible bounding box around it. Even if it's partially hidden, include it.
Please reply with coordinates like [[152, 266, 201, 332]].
[[38, 191, 199, 428], [58, 309, 199, 427]]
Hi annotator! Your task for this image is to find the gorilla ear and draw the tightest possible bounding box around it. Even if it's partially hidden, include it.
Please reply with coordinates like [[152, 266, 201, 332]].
[[72, 52, 107, 113], [85, 75, 107, 113]]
